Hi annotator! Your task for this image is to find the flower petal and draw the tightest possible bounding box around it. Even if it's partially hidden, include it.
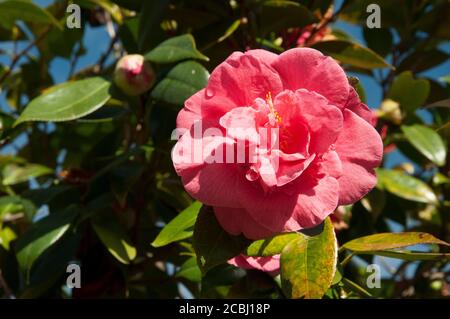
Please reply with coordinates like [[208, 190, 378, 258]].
[[335, 109, 383, 205], [344, 87, 376, 126], [272, 48, 350, 109]]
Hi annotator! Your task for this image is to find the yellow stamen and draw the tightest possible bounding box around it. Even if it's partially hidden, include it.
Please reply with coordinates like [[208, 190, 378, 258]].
[[266, 92, 282, 123]]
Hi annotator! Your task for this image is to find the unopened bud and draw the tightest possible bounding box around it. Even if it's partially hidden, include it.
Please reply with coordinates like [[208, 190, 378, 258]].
[[114, 54, 155, 96]]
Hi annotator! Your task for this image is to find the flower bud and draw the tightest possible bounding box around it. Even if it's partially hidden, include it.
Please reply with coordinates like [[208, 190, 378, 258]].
[[114, 54, 155, 96]]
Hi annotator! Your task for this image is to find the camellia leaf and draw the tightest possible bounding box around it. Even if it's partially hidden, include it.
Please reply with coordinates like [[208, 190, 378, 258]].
[[401, 124, 447, 166], [388, 71, 430, 113], [15, 206, 78, 281], [193, 206, 250, 273], [14, 77, 111, 126], [312, 40, 391, 69], [342, 232, 449, 252], [354, 250, 450, 261], [152, 201, 202, 248], [280, 217, 337, 299], [151, 61, 209, 106], [377, 168, 438, 204], [2, 163, 53, 186], [144, 34, 209, 64], [91, 214, 137, 265], [0, 0, 61, 29], [176, 256, 202, 283], [245, 233, 301, 257], [0, 195, 36, 223]]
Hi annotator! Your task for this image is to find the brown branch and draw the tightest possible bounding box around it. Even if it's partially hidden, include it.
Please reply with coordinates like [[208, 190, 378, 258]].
[[0, 27, 51, 85], [0, 269, 15, 299]]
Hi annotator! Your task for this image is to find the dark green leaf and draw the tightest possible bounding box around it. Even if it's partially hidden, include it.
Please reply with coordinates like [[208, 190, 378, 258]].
[[401, 124, 447, 166], [2, 163, 53, 185], [387, 71, 430, 113], [92, 213, 137, 264], [16, 206, 79, 280], [377, 168, 438, 204], [193, 206, 250, 273], [151, 61, 209, 106], [14, 77, 112, 126], [312, 40, 391, 69], [152, 201, 202, 248], [0, 0, 61, 29], [144, 34, 209, 64]]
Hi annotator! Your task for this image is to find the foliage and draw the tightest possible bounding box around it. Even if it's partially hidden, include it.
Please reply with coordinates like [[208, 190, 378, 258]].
[[0, 0, 449, 299]]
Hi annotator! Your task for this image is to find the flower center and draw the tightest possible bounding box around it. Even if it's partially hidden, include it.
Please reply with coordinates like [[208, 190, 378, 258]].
[[266, 92, 282, 124]]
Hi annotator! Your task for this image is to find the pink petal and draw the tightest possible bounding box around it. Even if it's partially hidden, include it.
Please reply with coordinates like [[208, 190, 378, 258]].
[[344, 87, 375, 126], [176, 89, 204, 130], [202, 51, 283, 120], [213, 207, 274, 239], [335, 109, 383, 205], [228, 254, 280, 275], [272, 48, 350, 109]]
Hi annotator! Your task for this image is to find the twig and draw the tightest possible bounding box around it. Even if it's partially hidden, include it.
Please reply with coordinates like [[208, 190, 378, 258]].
[[0, 27, 51, 85]]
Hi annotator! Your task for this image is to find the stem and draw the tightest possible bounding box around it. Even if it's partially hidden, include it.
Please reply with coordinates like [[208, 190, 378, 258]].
[[0, 27, 51, 85], [340, 252, 355, 267], [342, 278, 373, 298]]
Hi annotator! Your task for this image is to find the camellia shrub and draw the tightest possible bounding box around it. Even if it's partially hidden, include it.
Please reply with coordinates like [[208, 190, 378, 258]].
[[0, 0, 449, 299]]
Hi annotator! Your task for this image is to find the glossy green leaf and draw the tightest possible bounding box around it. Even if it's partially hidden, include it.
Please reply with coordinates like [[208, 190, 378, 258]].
[[16, 206, 78, 280], [0, 0, 61, 29], [401, 125, 447, 166], [388, 71, 430, 113], [245, 233, 300, 257], [342, 232, 449, 252], [144, 34, 209, 64], [92, 214, 137, 264], [151, 61, 209, 106], [377, 168, 438, 204], [259, 1, 316, 35], [312, 40, 391, 69], [176, 257, 202, 283], [152, 201, 202, 248], [14, 77, 112, 126], [355, 250, 450, 261], [193, 206, 250, 273], [280, 217, 337, 299], [2, 163, 53, 185]]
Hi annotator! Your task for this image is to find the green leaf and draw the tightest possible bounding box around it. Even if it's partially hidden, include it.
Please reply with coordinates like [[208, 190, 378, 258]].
[[342, 232, 449, 252], [355, 250, 450, 261], [0, 195, 36, 223], [0, 0, 61, 29], [110, 163, 144, 206], [245, 233, 300, 257], [388, 71, 430, 113], [2, 163, 53, 185], [92, 214, 137, 264], [193, 206, 250, 273], [144, 34, 209, 64], [14, 77, 112, 126], [401, 125, 447, 166], [138, 0, 169, 52], [280, 217, 337, 299], [176, 256, 202, 283], [377, 168, 438, 204], [312, 40, 391, 69], [259, 1, 316, 36], [152, 201, 202, 248], [151, 61, 209, 106], [16, 206, 78, 280], [0, 226, 16, 250]]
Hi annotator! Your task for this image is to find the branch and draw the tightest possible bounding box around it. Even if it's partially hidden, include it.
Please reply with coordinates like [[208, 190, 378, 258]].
[[0, 269, 15, 299], [0, 27, 51, 85]]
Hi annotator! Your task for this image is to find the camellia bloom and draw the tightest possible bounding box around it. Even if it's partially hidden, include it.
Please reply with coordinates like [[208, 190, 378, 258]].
[[114, 54, 155, 96], [173, 48, 383, 240]]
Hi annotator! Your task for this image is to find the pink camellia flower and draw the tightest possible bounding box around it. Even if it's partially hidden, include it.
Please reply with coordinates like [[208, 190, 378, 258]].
[[228, 255, 280, 276], [172, 48, 383, 240]]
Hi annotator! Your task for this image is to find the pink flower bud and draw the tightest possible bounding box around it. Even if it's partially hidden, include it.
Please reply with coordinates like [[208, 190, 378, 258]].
[[114, 54, 155, 96]]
